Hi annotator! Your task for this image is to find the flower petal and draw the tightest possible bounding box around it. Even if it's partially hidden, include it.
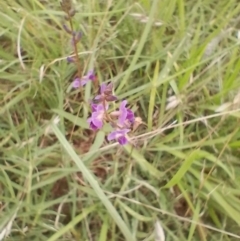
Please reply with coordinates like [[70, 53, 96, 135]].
[[118, 100, 128, 125], [126, 109, 135, 123], [91, 113, 103, 128], [87, 70, 95, 80], [91, 103, 98, 112], [72, 78, 81, 88], [118, 136, 128, 145], [100, 83, 107, 94], [80, 79, 88, 86], [120, 100, 127, 108], [88, 120, 99, 130], [107, 131, 116, 141], [67, 56, 75, 63], [107, 129, 130, 143], [87, 116, 103, 130], [105, 95, 118, 102]]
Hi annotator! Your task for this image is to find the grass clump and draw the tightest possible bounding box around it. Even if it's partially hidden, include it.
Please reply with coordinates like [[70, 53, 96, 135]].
[[1, 0, 240, 241]]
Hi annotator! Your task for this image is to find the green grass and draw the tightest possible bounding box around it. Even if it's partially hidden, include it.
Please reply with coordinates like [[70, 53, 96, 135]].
[[1, 0, 240, 240]]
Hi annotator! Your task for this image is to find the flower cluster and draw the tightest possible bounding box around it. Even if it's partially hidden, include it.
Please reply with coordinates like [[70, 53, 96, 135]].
[[87, 83, 135, 145], [61, 1, 136, 146]]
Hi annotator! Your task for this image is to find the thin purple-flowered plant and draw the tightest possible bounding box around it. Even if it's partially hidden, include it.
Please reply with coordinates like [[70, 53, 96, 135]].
[[62, 2, 137, 146]]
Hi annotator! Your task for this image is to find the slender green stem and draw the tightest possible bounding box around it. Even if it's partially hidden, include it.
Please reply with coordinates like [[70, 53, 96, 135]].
[[67, 12, 83, 96]]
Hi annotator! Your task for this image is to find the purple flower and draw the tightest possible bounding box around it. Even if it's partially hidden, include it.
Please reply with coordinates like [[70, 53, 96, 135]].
[[85, 70, 95, 81], [107, 129, 130, 145], [110, 100, 135, 126], [67, 56, 75, 63], [87, 103, 108, 130], [71, 31, 82, 45], [63, 24, 73, 34], [72, 77, 82, 88], [118, 100, 135, 125], [72, 70, 95, 88], [94, 82, 117, 103], [94, 83, 106, 100], [90, 103, 98, 112]]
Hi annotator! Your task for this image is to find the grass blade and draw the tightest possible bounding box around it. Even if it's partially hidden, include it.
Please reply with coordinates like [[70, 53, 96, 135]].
[[51, 124, 135, 241]]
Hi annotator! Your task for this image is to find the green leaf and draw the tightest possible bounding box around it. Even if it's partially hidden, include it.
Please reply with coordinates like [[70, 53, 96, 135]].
[[124, 145, 164, 180], [52, 109, 88, 128]]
